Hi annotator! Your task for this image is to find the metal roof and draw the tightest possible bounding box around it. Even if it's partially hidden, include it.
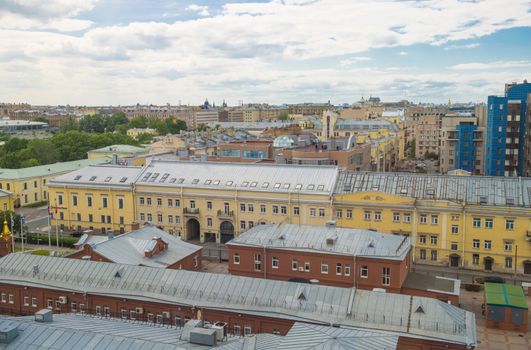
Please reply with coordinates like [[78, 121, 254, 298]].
[[484, 283, 528, 309], [49, 165, 143, 187], [88, 144, 148, 155], [0, 189, 12, 198], [335, 171, 531, 208], [135, 160, 339, 195], [227, 224, 410, 261], [0, 158, 111, 180], [0, 255, 476, 347], [70, 225, 202, 268]]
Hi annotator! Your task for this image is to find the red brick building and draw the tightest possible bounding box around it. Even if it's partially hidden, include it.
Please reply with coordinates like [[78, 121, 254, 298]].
[[0, 254, 476, 349], [227, 223, 459, 304], [67, 224, 202, 270]]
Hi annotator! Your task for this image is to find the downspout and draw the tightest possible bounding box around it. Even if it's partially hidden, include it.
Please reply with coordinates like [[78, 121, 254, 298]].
[[462, 204, 466, 267]]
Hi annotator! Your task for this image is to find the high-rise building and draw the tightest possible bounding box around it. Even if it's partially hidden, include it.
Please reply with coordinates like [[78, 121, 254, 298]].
[[484, 81, 531, 176], [525, 95, 531, 177]]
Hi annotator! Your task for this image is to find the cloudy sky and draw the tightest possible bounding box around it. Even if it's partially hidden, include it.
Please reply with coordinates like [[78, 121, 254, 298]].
[[1, 0, 530, 106]]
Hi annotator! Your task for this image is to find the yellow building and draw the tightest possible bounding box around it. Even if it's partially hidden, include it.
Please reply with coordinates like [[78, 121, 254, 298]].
[[46, 161, 531, 274], [87, 144, 148, 160], [0, 158, 110, 207], [0, 190, 13, 212], [126, 128, 158, 140]]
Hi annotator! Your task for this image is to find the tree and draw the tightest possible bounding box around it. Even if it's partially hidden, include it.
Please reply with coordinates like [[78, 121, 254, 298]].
[[137, 133, 154, 143], [196, 123, 209, 132], [51, 131, 92, 161], [60, 117, 79, 132], [33, 116, 50, 124], [407, 139, 416, 159], [28, 139, 58, 165], [129, 115, 148, 129], [166, 117, 187, 134], [79, 114, 106, 133], [0, 211, 22, 234], [4, 138, 28, 153], [105, 112, 129, 132], [20, 158, 40, 168]]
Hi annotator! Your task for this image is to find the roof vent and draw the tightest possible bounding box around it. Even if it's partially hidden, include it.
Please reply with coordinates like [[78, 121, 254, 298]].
[[297, 292, 307, 301], [0, 322, 18, 344], [32, 265, 39, 276], [479, 195, 488, 204], [325, 220, 336, 228], [368, 241, 375, 248], [114, 268, 123, 278], [415, 305, 425, 314], [35, 309, 53, 323]]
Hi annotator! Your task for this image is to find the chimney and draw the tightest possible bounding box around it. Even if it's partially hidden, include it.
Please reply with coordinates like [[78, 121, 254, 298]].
[[112, 153, 118, 165], [325, 220, 336, 228], [130, 221, 140, 231], [107, 230, 114, 240]]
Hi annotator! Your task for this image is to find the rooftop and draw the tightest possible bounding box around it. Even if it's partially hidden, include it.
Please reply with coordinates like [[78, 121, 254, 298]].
[[88, 144, 148, 155], [403, 272, 460, 296], [335, 171, 531, 207], [0, 158, 111, 180], [0, 189, 11, 198], [0, 119, 47, 127], [135, 160, 338, 195], [49, 165, 142, 187], [0, 254, 476, 347], [227, 224, 410, 261], [70, 225, 202, 268], [484, 283, 528, 310]]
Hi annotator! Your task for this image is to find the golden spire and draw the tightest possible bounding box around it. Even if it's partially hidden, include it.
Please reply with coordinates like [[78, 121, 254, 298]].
[[1, 219, 11, 237]]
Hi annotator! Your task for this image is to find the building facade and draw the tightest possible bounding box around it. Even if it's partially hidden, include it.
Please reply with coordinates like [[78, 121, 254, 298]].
[[0, 190, 13, 212], [413, 114, 440, 159], [485, 81, 531, 176]]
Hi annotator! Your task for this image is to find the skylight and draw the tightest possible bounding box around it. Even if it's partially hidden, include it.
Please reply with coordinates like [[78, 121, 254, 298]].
[[148, 173, 160, 182], [177, 178, 185, 184], [262, 182, 269, 188], [141, 172, 152, 182], [226, 181, 233, 186], [74, 175, 82, 180], [274, 183, 281, 189], [89, 176, 97, 182], [241, 181, 249, 187], [250, 182, 257, 187], [192, 179, 199, 184], [120, 177, 128, 183], [213, 180, 220, 185], [104, 177, 112, 182], [317, 185, 324, 191], [307, 184, 315, 190], [205, 180, 212, 185], [159, 173, 169, 182], [169, 178, 176, 183], [295, 184, 302, 190], [283, 183, 290, 189]]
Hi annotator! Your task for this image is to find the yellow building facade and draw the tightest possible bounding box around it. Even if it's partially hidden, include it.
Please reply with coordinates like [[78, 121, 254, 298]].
[[46, 161, 531, 274], [0, 190, 14, 212]]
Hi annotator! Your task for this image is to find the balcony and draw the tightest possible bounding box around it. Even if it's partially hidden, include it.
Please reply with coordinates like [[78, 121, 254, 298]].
[[183, 208, 199, 216], [526, 231, 531, 242], [217, 210, 234, 218]]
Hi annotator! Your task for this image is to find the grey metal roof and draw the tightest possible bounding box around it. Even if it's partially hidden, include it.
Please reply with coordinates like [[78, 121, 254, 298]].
[[335, 171, 531, 208], [0, 255, 476, 347], [71, 225, 202, 268], [227, 224, 410, 261], [402, 273, 460, 295], [135, 160, 338, 195], [49, 165, 143, 187], [0, 158, 111, 180]]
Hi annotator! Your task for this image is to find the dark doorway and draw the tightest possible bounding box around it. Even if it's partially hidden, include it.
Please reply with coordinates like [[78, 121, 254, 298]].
[[484, 257, 493, 271], [186, 218, 200, 241], [450, 254, 460, 268], [524, 260, 531, 275], [220, 221, 235, 243]]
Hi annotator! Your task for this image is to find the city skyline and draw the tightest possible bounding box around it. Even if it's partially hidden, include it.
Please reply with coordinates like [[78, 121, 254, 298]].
[[1, 0, 530, 105]]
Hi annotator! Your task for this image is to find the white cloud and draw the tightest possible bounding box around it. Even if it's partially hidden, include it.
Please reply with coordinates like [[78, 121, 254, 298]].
[[398, 51, 408, 56], [450, 60, 531, 70], [444, 43, 480, 50], [186, 4, 210, 16], [0, 0, 530, 104]]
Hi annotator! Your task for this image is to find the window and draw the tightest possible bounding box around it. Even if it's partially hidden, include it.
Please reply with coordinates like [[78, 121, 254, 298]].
[[107, 215, 111, 224], [321, 263, 328, 274], [23, 296, 29, 306], [72, 195, 78, 206], [168, 215, 174, 224], [207, 218, 212, 227], [419, 249, 426, 260], [244, 326, 252, 336], [430, 235, 438, 245], [345, 264, 350, 276], [393, 212, 400, 222], [346, 210, 352, 219], [168, 199, 173, 207], [360, 266, 368, 278], [431, 215, 438, 224], [472, 254, 479, 265], [272, 256, 279, 269], [156, 314, 163, 324], [254, 254, 261, 271], [485, 218, 493, 229], [419, 214, 427, 224], [140, 213, 145, 221], [450, 242, 458, 251], [1, 293, 5, 303], [419, 234, 426, 244], [472, 239, 480, 249], [304, 262, 310, 272], [175, 216, 180, 224], [260, 204, 266, 213], [157, 214, 163, 223], [364, 211, 371, 220], [95, 305, 101, 316], [336, 209, 343, 219], [505, 220, 514, 230], [451, 225, 459, 234], [293, 206, 300, 215], [71, 302, 77, 312], [248, 204, 254, 212], [281, 206, 287, 215], [190, 200, 195, 209], [292, 259, 298, 271], [147, 313, 154, 322], [240, 203, 246, 212], [175, 199, 180, 207], [58, 193, 63, 205], [234, 324, 241, 336], [102, 196, 108, 208], [31, 297, 37, 307], [403, 213, 411, 223], [318, 208, 325, 217], [430, 250, 437, 261], [473, 217, 481, 228], [240, 221, 246, 229], [233, 253, 240, 265], [505, 257, 513, 269], [484, 240, 492, 250], [381, 267, 390, 285], [146, 197, 152, 206], [336, 263, 342, 275], [374, 211, 381, 221], [310, 208, 316, 217], [117, 197, 124, 209], [147, 213, 152, 222], [272, 206, 279, 214], [504, 241, 513, 252], [130, 310, 137, 320], [139, 197, 145, 205]]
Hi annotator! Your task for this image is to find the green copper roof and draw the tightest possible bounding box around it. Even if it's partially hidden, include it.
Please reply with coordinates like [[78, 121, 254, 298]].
[[88, 144, 148, 155], [485, 283, 528, 309], [0, 158, 110, 180]]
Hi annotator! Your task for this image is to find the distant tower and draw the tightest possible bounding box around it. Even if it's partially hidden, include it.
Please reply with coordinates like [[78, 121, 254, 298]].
[[0, 219, 12, 256], [448, 98, 452, 107]]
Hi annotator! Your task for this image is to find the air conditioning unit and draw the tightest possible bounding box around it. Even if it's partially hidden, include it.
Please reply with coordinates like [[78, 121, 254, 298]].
[[58, 296, 67, 304], [162, 311, 170, 318], [298, 267, 304, 272], [135, 307, 144, 314]]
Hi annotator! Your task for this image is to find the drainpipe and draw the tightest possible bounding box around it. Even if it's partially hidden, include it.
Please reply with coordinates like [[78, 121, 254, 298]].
[[461, 205, 466, 268], [263, 243, 267, 279]]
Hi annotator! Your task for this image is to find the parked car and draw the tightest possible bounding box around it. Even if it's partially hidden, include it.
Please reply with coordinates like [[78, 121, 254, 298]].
[[474, 276, 504, 284]]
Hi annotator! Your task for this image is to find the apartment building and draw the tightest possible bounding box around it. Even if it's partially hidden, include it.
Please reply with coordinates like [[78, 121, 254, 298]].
[[412, 114, 440, 158], [46, 161, 531, 274], [439, 114, 485, 175], [525, 95, 531, 177], [0, 254, 477, 349], [0, 158, 110, 208]]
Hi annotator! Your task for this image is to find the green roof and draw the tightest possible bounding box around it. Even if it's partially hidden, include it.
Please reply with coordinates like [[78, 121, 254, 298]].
[[485, 283, 528, 309], [0, 158, 110, 180], [88, 144, 148, 155]]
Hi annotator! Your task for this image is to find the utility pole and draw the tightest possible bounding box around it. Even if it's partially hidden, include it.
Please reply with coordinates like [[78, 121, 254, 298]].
[[20, 214, 25, 251]]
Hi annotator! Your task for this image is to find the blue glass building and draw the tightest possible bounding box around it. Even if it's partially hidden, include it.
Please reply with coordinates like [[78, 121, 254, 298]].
[[484, 82, 531, 176], [455, 123, 477, 173]]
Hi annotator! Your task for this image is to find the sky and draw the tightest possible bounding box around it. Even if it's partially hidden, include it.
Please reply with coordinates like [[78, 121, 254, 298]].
[[0, 0, 530, 106]]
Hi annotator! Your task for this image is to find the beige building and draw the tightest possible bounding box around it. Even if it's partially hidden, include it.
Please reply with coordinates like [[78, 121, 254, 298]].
[[413, 114, 440, 158], [126, 128, 157, 140]]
